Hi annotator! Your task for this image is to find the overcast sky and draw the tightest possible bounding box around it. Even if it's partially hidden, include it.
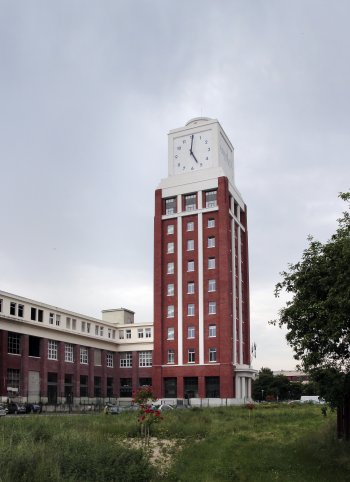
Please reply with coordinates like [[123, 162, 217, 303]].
[[1, 1, 349, 371]]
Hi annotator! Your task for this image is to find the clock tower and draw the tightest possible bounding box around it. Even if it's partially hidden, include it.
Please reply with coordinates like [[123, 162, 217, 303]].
[[153, 117, 254, 402]]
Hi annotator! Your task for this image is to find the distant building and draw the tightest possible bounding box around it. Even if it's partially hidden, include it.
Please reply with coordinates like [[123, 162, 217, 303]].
[[273, 370, 309, 383]]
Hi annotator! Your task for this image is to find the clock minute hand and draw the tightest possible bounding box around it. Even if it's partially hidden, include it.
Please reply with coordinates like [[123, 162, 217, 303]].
[[190, 150, 198, 163], [189, 134, 198, 163]]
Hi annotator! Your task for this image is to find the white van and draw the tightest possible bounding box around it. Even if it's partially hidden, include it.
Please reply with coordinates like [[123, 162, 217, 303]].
[[300, 396, 325, 404]]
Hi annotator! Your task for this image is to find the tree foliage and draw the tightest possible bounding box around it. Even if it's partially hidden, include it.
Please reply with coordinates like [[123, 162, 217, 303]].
[[272, 192, 350, 437]]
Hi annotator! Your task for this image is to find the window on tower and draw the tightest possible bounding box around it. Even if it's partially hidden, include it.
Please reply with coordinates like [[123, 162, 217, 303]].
[[208, 237, 215, 248], [187, 326, 195, 339], [167, 224, 174, 235], [187, 282, 195, 294], [167, 242, 174, 253], [187, 221, 194, 231], [205, 190, 217, 208], [187, 239, 194, 251], [187, 260, 195, 272], [208, 279, 216, 292], [187, 304, 195, 316], [188, 349, 195, 363], [208, 302, 216, 314], [209, 324, 217, 337], [167, 284, 174, 296], [209, 348, 217, 362], [167, 262, 174, 274], [167, 349, 175, 364], [184, 194, 197, 211], [208, 258, 216, 269], [167, 327, 174, 340], [208, 218, 215, 228], [167, 305, 175, 318], [165, 198, 176, 215]]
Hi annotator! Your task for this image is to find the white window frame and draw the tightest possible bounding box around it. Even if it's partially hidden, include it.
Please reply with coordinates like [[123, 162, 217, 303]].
[[187, 260, 195, 272], [188, 349, 195, 363], [167, 224, 174, 235], [65, 343, 74, 362], [209, 301, 216, 314], [208, 279, 216, 292], [119, 330, 125, 340], [167, 349, 175, 364], [167, 305, 175, 318], [167, 242, 174, 254], [187, 221, 194, 231], [208, 237, 215, 248], [80, 346, 88, 364], [49, 313, 54, 325], [209, 324, 216, 337], [126, 329, 131, 339], [187, 326, 195, 339], [187, 304, 195, 316], [167, 327, 174, 340], [48, 340, 58, 360], [187, 282, 195, 294], [208, 258, 216, 269], [187, 239, 194, 251], [145, 328, 152, 338], [167, 284, 174, 296], [106, 352, 113, 368], [139, 351, 152, 367], [120, 352, 132, 368], [208, 218, 215, 228], [138, 328, 144, 339], [167, 262, 175, 274], [209, 348, 217, 362]]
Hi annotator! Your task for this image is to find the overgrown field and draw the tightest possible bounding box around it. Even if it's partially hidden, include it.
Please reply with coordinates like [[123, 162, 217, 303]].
[[1, 404, 350, 481]]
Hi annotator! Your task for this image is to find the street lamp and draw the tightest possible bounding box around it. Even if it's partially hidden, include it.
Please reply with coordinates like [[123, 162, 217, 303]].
[[261, 389, 264, 401]]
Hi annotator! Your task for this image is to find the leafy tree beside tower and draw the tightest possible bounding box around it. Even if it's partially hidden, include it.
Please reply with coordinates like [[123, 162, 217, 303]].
[[272, 192, 350, 439]]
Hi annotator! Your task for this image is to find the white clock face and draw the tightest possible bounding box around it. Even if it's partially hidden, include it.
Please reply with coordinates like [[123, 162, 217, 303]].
[[173, 130, 212, 174]]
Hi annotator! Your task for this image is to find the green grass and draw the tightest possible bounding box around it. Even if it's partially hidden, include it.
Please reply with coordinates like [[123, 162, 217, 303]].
[[0, 405, 349, 481]]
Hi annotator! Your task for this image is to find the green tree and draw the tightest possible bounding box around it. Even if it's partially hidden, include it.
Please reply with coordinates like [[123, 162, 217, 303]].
[[252, 368, 292, 401], [272, 192, 350, 439]]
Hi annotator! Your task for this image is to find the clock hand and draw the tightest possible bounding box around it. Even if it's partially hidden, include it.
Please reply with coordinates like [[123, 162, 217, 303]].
[[190, 150, 199, 163], [190, 134, 194, 154]]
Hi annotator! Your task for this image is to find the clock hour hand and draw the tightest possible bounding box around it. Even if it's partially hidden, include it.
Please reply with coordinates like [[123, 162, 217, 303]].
[[190, 135, 198, 163]]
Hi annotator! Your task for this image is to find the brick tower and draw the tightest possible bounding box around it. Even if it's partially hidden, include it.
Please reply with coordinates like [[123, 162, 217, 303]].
[[153, 118, 254, 401]]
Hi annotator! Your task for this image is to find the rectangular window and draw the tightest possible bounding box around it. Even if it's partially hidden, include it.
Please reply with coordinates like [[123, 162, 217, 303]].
[[38, 309, 43, 322], [145, 328, 152, 338], [72, 319, 76, 330], [165, 197, 176, 215], [18, 304, 24, 318], [108, 328, 112, 339], [10, 302, 16, 316], [126, 329, 131, 339], [95, 325, 99, 335], [65, 343, 74, 362], [187, 304, 195, 316], [167, 224, 174, 235], [55, 315, 60, 326], [205, 190, 217, 208], [139, 351, 152, 367], [119, 330, 125, 340], [8, 332, 20, 354], [106, 352, 113, 368], [185, 194, 196, 211], [7, 368, 20, 390], [48, 340, 58, 360], [0, 298, 2, 312], [208, 237, 215, 248], [31, 307, 36, 321], [112, 329, 116, 339], [167, 305, 175, 318], [167, 242, 174, 254], [94, 349, 102, 366], [208, 218, 215, 228], [80, 375, 88, 397], [94, 376, 102, 397], [120, 352, 132, 367], [138, 328, 144, 338], [208, 279, 216, 292], [167, 262, 174, 274], [49, 313, 54, 325], [80, 346, 88, 364], [167, 284, 174, 296], [167, 327, 174, 340], [188, 349, 195, 363], [187, 260, 194, 272], [167, 349, 175, 364], [209, 301, 216, 314], [187, 221, 194, 231], [66, 317, 71, 329], [188, 326, 195, 339], [209, 348, 217, 362], [86, 323, 91, 334], [99, 326, 104, 337], [81, 321, 86, 332], [209, 324, 217, 337], [208, 257, 216, 269], [187, 282, 195, 294], [187, 239, 194, 251]]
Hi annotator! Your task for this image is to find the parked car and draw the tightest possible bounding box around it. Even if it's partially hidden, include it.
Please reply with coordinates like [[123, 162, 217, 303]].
[[0, 405, 7, 417], [152, 403, 174, 411], [7, 402, 26, 414], [104, 404, 120, 415], [25, 403, 42, 414]]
